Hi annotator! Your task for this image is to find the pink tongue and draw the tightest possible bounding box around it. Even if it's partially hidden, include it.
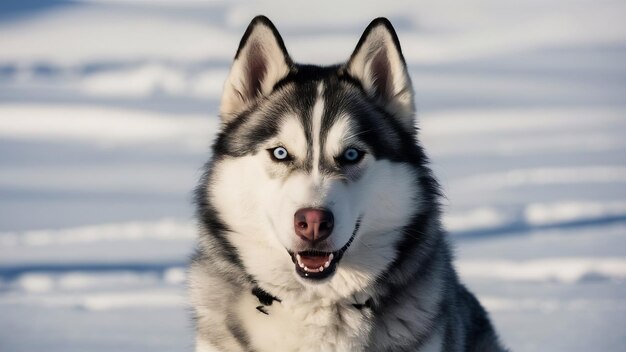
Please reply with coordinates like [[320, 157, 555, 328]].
[[300, 254, 330, 268]]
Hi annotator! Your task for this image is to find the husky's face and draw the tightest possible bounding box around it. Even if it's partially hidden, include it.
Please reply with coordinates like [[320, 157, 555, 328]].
[[203, 17, 428, 294]]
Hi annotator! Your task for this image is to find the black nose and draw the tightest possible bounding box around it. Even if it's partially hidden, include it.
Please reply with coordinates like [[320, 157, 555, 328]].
[[294, 208, 334, 244]]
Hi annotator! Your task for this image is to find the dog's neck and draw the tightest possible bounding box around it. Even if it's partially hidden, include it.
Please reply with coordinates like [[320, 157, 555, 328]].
[[251, 285, 374, 313]]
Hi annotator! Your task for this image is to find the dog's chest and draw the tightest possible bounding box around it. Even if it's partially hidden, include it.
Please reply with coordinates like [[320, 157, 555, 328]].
[[236, 291, 373, 352]]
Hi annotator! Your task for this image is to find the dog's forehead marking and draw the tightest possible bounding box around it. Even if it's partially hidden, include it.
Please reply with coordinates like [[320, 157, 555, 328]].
[[324, 114, 352, 159], [310, 83, 325, 179], [275, 114, 307, 158]]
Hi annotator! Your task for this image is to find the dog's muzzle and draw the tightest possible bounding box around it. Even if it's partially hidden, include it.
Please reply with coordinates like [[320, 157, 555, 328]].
[[288, 215, 361, 281]]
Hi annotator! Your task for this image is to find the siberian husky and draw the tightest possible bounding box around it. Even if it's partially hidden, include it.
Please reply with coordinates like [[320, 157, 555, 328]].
[[189, 16, 506, 352]]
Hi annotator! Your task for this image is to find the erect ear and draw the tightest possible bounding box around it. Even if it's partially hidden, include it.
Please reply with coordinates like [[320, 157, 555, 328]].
[[347, 18, 415, 131], [220, 16, 292, 121]]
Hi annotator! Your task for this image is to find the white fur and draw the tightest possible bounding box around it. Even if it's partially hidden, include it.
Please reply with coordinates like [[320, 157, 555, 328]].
[[195, 337, 222, 352], [274, 115, 309, 159], [235, 287, 373, 352], [203, 22, 426, 350], [205, 80, 424, 351], [210, 81, 420, 296], [311, 83, 324, 180], [324, 114, 353, 158], [193, 18, 504, 352]]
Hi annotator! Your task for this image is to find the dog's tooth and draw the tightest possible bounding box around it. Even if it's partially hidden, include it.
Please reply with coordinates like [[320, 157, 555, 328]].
[[324, 261, 330, 268], [329, 253, 334, 261], [304, 266, 309, 272], [299, 263, 305, 268], [319, 266, 324, 272]]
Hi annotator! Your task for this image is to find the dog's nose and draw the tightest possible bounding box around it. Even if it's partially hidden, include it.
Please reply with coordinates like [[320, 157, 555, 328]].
[[294, 208, 334, 243]]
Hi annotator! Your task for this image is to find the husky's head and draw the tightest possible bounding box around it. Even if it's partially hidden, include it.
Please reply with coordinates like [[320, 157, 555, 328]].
[[198, 16, 438, 298]]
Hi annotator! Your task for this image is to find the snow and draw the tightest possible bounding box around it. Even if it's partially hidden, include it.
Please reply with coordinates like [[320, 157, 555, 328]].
[[0, 104, 217, 149], [525, 201, 626, 226], [80, 65, 229, 99], [458, 257, 626, 284], [454, 166, 626, 191], [443, 207, 510, 233], [0, 219, 195, 247], [1, 0, 625, 351]]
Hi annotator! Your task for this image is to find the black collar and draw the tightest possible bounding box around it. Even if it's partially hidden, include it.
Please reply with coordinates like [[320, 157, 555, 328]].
[[251, 286, 373, 313], [252, 286, 281, 306]]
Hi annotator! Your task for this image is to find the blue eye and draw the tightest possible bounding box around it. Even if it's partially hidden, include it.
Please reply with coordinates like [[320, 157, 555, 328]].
[[271, 146, 289, 161], [342, 148, 362, 163]]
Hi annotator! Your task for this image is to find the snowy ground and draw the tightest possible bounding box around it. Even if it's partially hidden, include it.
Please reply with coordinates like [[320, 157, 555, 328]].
[[1, 1, 625, 351]]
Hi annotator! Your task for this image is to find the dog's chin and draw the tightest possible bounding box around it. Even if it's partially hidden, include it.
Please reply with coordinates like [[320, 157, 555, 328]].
[[287, 216, 362, 284]]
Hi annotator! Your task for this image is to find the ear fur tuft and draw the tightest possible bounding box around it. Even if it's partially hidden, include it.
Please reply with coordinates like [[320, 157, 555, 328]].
[[347, 18, 415, 130], [220, 16, 292, 121]]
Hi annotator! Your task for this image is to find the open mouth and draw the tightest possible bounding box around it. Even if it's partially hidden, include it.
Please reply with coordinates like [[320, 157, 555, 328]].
[[289, 216, 361, 281]]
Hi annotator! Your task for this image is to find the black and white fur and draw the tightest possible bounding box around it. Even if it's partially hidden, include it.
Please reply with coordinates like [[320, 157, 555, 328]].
[[189, 16, 506, 352]]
